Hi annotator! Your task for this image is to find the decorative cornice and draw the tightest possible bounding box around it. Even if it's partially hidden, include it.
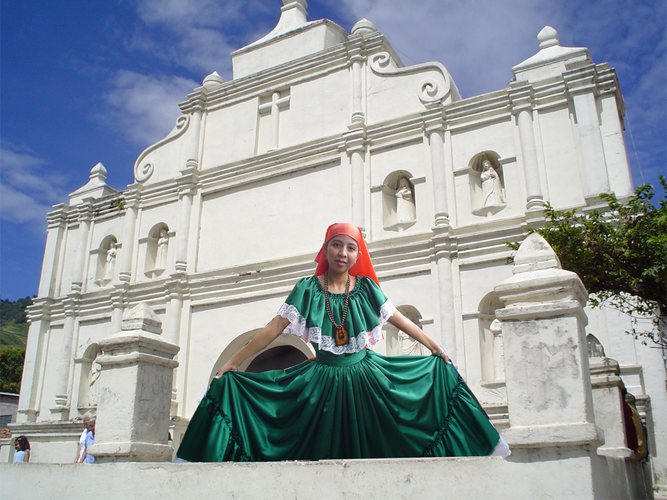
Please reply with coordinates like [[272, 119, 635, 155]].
[[508, 83, 535, 114], [342, 123, 368, 154], [46, 204, 69, 229]]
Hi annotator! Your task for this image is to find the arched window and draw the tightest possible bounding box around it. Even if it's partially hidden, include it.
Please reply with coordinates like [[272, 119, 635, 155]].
[[386, 305, 427, 355], [382, 171, 417, 231], [469, 152, 506, 216], [77, 343, 102, 411], [210, 330, 314, 382], [478, 292, 504, 383], [96, 235, 118, 286], [145, 223, 170, 278]]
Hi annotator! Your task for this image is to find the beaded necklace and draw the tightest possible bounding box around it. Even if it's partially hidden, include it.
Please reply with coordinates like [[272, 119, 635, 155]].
[[324, 272, 351, 346]]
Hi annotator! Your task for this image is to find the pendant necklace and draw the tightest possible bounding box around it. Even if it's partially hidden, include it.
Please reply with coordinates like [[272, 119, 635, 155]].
[[324, 271, 351, 346]]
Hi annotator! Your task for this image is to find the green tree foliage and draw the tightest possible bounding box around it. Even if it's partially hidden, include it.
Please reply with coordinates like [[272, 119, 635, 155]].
[[0, 296, 32, 324], [514, 177, 666, 347], [0, 347, 25, 393]]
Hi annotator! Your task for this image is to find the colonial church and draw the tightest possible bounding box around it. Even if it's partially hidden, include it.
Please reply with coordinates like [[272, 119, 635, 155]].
[[5, 1, 665, 497]]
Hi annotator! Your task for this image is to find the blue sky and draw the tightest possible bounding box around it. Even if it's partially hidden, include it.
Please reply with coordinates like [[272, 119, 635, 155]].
[[1, 0, 665, 300]]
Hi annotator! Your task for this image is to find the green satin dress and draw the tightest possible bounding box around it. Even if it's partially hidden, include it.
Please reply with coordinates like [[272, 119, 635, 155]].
[[176, 276, 504, 462]]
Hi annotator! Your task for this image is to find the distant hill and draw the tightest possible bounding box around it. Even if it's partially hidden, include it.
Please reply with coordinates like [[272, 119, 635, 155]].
[[0, 321, 28, 348], [0, 297, 32, 348]]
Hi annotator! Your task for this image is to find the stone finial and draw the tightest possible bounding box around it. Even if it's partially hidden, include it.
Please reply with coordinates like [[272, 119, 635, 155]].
[[512, 233, 561, 274], [538, 26, 560, 49], [202, 71, 225, 90], [69, 161, 117, 204], [89, 162, 108, 181], [351, 19, 378, 37], [121, 302, 162, 334]]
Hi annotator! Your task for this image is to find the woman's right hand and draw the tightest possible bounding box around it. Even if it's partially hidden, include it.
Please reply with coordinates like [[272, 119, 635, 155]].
[[215, 361, 238, 378]]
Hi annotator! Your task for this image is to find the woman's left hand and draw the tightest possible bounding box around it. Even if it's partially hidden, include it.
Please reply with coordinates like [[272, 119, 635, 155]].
[[432, 347, 451, 364]]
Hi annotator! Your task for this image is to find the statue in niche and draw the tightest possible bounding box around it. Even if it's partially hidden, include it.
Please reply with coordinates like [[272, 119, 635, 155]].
[[103, 242, 117, 281], [480, 159, 504, 207], [155, 229, 169, 270], [88, 360, 102, 407], [394, 176, 416, 223], [489, 318, 505, 382], [397, 330, 427, 356]]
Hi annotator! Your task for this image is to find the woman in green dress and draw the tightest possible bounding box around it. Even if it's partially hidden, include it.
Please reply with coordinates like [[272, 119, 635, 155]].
[[177, 223, 509, 461]]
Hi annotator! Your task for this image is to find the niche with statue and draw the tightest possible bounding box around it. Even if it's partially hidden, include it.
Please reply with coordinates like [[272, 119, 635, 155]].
[[469, 152, 506, 216], [95, 235, 118, 287], [144, 223, 171, 278], [382, 171, 417, 231]]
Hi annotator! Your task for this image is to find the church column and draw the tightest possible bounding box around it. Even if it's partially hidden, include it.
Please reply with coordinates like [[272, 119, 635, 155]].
[[173, 103, 203, 273], [565, 67, 610, 198], [164, 274, 190, 416], [37, 205, 68, 298], [16, 299, 52, 423], [117, 185, 141, 284], [348, 42, 365, 124], [50, 202, 92, 419], [424, 109, 449, 227], [174, 172, 198, 273], [343, 124, 368, 232], [51, 291, 80, 419], [71, 201, 94, 292], [424, 110, 457, 359], [510, 85, 544, 210]]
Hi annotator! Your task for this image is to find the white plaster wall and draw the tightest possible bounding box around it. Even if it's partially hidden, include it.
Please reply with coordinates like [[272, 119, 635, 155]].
[[281, 69, 350, 146], [200, 100, 258, 169], [196, 164, 350, 272], [366, 68, 432, 124], [57, 224, 82, 296], [538, 106, 586, 207], [598, 94, 633, 196]]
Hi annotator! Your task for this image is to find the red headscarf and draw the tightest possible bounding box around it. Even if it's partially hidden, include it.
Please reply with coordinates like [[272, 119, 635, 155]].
[[314, 223, 379, 286]]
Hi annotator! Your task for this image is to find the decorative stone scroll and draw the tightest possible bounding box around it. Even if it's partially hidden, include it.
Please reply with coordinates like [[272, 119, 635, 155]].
[[369, 52, 456, 104], [133, 115, 190, 183]]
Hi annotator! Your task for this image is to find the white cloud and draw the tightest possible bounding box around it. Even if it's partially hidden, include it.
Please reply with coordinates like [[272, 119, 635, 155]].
[[131, 0, 276, 75], [0, 141, 66, 224], [102, 70, 199, 146]]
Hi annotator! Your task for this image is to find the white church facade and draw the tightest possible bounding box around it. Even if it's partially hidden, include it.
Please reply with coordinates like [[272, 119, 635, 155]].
[[5, 1, 665, 496]]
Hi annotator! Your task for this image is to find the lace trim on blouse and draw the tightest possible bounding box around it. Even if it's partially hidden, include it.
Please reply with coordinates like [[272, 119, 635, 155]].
[[277, 300, 396, 355]]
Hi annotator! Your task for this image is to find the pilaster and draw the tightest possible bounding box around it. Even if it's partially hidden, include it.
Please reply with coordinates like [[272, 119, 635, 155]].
[[509, 84, 544, 211], [430, 226, 458, 361], [174, 167, 199, 273], [423, 107, 449, 227], [118, 186, 142, 284], [38, 205, 69, 298], [564, 65, 610, 199], [16, 298, 53, 423], [343, 123, 368, 232]]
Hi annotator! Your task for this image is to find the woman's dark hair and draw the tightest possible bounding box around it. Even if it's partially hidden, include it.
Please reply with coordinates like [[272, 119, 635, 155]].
[[15, 435, 30, 451]]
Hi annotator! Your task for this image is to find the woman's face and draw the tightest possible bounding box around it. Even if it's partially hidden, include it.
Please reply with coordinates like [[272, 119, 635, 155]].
[[326, 235, 359, 274]]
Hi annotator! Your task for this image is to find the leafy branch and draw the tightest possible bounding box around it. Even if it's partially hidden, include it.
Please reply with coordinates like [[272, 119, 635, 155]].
[[509, 176, 667, 348]]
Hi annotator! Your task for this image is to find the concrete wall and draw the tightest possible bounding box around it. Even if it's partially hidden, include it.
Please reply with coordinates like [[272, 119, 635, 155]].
[[0, 453, 623, 500]]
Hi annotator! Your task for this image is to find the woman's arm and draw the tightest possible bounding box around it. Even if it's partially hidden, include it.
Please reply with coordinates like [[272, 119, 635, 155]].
[[216, 315, 290, 377], [388, 310, 451, 363], [25, 450, 30, 463]]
